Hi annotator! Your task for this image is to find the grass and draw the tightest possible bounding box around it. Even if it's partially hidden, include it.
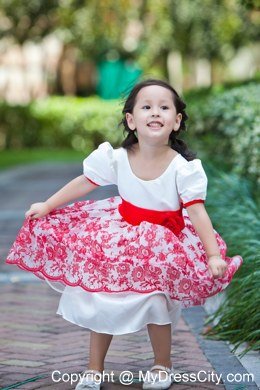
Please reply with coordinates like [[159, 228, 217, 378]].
[[0, 148, 85, 170], [203, 162, 260, 356]]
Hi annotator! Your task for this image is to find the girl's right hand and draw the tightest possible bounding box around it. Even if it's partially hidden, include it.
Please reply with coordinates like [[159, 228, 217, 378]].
[[25, 202, 51, 220], [208, 255, 227, 278]]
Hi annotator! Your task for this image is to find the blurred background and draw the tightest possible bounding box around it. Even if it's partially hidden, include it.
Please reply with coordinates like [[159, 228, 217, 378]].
[[0, 0, 259, 355], [0, 0, 259, 171], [0, 0, 259, 102], [0, 0, 259, 181]]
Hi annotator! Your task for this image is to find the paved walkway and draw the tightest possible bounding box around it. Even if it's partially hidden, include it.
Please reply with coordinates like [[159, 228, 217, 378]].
[[0, 162, 258, 390]]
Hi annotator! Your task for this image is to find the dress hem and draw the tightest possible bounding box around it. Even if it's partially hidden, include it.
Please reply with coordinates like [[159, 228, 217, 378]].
[[56, 312, 176, 335]]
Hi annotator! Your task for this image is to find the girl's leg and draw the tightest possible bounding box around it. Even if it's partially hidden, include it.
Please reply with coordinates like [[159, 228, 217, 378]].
[[88, 331, 113, 372], [147, 324, 172, 368]]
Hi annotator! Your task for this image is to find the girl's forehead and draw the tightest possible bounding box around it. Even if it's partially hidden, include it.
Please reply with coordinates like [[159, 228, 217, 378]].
[[135, 85, 173, 102]]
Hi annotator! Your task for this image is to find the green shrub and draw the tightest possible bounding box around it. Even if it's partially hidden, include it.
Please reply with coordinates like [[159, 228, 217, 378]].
[[1, 82, 259, 189], [204, 163, 260, 355], [0, 97, 123, 152], [186, 83, 260, 187]]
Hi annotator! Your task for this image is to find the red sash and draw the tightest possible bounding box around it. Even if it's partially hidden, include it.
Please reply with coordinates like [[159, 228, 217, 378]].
[[118, 198, 185, 236]]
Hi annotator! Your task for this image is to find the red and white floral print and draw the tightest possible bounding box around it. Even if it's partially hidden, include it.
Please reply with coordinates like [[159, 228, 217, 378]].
[[6, 196, 242, 307]]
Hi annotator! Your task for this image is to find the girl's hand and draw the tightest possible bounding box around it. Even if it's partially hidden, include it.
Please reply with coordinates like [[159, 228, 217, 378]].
[[25, 202, 51, 220], [208, 255, 227, 278]]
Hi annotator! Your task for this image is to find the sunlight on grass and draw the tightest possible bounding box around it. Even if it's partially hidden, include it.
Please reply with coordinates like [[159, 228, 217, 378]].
[[0, 149, 85, 170]]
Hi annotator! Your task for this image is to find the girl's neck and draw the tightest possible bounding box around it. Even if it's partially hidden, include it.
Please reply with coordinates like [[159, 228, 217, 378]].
[[132, 142, 172, 161]]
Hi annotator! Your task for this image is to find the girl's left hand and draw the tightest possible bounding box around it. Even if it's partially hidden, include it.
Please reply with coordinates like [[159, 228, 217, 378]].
[[208, 255, 227, 278]]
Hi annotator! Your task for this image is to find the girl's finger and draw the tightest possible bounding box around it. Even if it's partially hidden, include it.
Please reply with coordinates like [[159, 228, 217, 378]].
[[211, 268, 219, 278], [25, 210, 32, 218], [26, 210, 38, 219], [31, 213, 40, 219]]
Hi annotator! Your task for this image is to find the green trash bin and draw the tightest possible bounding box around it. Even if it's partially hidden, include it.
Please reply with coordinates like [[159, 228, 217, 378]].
[[96, 59, 142, 99]]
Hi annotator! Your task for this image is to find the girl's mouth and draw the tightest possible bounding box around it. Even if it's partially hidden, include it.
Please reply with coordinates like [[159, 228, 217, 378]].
[[147, 121, 163, 128]]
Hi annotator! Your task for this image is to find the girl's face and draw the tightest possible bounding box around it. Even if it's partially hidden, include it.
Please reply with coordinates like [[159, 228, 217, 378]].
[[126, 85, 182, 145]]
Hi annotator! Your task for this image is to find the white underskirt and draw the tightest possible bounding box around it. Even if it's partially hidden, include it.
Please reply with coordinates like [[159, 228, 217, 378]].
[[57, 287, 182, 335]]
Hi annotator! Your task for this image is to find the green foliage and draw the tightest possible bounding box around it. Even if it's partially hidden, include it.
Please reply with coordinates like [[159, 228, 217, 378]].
[[168, 0, 258, 61], [184, 82, 259, 355], [203, 164, 260, 355], [56, 0, 134, 60], [0, 0, 259, 77], [0, 0, 59, 43], [0, 97, 123, 152], [239, 0, 260, 10], [186, 83, 260, 187], [135, 1, 174, 75]]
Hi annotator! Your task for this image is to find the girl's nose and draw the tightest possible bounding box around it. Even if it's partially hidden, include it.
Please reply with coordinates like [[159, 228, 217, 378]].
[[151, 113, 160, 117]]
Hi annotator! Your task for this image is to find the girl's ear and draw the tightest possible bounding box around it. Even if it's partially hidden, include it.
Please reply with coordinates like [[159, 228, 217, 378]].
[[173, 113, 182, 131], [126, 113, 136, 131]]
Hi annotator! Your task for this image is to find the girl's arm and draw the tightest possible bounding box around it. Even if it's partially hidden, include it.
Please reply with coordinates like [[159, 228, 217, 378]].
[[26, 175, 97, 219], [186, 203, 227, 278]]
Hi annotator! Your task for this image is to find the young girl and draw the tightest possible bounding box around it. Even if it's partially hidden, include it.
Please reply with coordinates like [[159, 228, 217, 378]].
[[6, 79, 243, 390]]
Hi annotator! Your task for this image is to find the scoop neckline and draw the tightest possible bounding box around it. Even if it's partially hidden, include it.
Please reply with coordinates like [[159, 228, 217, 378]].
[[124, 148, 181, 182]]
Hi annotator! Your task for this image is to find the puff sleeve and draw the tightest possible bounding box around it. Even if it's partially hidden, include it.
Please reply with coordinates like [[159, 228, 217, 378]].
[[83, 142, 117, 186], [176, 159, 207, 208]]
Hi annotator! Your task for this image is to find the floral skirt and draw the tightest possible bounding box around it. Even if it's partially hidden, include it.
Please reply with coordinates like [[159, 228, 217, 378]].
[[6, 196, 243, 307]]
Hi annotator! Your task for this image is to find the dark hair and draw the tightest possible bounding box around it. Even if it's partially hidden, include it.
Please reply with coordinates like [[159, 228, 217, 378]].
[[119, 78, 196, 161]]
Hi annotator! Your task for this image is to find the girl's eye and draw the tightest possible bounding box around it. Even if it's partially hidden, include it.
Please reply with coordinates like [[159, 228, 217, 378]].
[[141, 105, 169, 110]]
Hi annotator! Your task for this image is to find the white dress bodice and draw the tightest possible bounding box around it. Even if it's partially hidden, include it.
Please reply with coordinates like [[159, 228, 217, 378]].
[[83, 142, 208, 210]]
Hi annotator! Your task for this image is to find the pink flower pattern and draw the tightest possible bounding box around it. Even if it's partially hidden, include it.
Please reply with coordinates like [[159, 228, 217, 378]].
[[6, 196, 243, 307]]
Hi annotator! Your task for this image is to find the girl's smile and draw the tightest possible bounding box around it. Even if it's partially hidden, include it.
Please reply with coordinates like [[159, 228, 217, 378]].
[[147, 121, 163, 129]]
